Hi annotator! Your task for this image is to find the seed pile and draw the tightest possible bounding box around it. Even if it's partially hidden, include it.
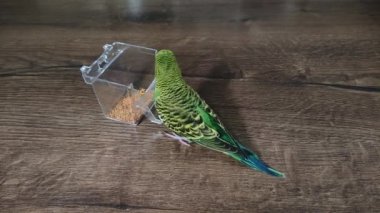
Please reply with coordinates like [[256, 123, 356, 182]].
[[108, 89, 153, 123]]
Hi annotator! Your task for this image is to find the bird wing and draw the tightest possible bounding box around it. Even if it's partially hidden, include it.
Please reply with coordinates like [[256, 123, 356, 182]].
[[157, 86, 242, 154], [194, 103, 242, 154]]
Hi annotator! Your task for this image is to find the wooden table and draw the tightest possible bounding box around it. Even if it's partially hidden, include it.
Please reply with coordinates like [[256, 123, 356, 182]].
[[1, 1, 379, 212]]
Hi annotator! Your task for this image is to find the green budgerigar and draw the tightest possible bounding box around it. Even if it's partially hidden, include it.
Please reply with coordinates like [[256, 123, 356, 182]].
[[154, 50, 285, 178]]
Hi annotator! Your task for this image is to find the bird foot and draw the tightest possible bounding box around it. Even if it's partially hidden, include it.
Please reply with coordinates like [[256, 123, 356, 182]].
[[164, 131, 191, 146]]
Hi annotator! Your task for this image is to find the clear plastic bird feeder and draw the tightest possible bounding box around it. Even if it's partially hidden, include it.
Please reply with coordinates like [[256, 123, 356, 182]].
[[80, 42, 161, 125]]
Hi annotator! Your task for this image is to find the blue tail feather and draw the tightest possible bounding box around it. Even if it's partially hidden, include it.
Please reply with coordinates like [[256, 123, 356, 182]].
[[239, 146, 285, 178], [243, 155, 285, 178]]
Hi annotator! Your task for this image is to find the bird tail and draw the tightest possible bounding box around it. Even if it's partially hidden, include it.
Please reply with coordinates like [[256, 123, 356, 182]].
[[236, 145, 285, 178]]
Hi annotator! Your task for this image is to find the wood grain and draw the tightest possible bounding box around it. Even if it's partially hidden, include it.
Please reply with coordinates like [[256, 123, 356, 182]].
[[1, 0, 380, 212]]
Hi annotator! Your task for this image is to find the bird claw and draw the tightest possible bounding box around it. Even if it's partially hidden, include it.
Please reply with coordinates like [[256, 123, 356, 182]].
[[164, 131, 191, 146]]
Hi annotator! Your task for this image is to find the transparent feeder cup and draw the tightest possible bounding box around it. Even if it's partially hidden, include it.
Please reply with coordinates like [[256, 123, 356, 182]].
[[80, 42, 161, 125]]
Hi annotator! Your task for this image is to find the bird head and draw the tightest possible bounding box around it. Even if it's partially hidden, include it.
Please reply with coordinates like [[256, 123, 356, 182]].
[[155, 50, 183, 84]]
